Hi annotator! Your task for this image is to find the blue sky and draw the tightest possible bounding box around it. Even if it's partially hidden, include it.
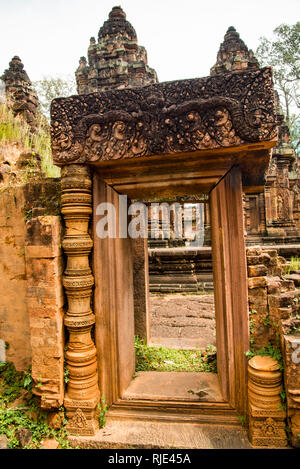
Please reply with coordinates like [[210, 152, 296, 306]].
[[0, 0, 299, 84]]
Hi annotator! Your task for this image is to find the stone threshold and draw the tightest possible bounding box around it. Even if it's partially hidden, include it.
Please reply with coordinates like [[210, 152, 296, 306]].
[[68, 420, 252, 449], [122, 372, 223, 402]]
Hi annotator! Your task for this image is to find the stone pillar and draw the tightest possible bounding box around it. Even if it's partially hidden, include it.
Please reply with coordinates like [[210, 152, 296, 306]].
[[248, 355, 287, 447], [61, 164, 99, 435]]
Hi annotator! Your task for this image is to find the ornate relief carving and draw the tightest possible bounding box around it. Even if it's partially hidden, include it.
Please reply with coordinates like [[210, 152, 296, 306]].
[[51, 67, 277, 164], [248, 355, 288, 447], [61, 164, 99, 436], [69, 408, 87, 429]]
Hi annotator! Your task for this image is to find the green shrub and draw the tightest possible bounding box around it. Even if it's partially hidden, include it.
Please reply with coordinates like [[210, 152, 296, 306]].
[[0, 103, 60, 178], [134, 336, 217, 373]]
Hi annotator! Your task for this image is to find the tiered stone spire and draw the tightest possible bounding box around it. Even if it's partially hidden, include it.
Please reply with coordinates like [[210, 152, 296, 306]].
[[210, 27, 299, 241], [1, 56, 40, 129], [210, 26, 259, 75], [75, 6, 158, 94]]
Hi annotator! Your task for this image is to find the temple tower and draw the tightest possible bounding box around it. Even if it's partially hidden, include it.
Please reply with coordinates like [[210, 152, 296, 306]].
[[210, 26, 259, 75], [75, 6, 158, 94], [1, 56, 40, 130]]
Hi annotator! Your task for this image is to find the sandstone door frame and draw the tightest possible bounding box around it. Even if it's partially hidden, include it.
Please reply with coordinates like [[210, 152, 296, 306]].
[[51, 68, 277, 432], [92, 164, 249, 422]]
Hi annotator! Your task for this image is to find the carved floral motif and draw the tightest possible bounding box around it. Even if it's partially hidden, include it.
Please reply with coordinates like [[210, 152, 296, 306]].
[[51, 68, 277, 164]]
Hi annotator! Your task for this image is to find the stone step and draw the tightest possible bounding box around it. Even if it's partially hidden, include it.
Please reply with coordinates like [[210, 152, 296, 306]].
[[68, 419, 252, 449]]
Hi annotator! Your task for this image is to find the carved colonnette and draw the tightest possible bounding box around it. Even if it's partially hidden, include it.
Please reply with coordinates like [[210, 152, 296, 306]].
[[61, 164, 99, 435], [248, 355, 287, 447]]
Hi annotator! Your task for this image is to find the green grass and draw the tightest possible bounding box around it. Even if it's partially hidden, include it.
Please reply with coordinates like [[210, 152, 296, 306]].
[[0, 362, 73, 449], [0, 103, 60, 178], [134, 336, 217, 373], [285, 256, 300, 274]]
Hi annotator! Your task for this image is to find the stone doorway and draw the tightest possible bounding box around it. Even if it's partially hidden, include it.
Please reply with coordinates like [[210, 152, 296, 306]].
[[51, 67, 278, 435], [128, 197, 218, 404], [92, 165, 249, 419]]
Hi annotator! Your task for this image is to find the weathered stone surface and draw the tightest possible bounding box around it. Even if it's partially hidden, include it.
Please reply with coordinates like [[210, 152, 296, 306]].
[[247, 253, 271, 266], [0, 435, 8, 449], [211, 26, 259, 76], [76, 6, 157, 94], [246, 246, 300, 446], [248, 264, 268, 277], [47, 411, 64, 429], [51, 67, 277, 165], [68, 420, 251, 449], [0, 185, 31, 370], [267, 276, 282, 294], [150, 294, 216, 348], [248, 356, 287, 447], [40, 438, 59, 450], [248, 277, 267, 289], [281, 334, 300, 448], [1, 56, 40, 130], [285, 274, 300, 287], [248, 287, 267, 306], [25, 216, 65, 409], [149, 247, 213, 294], [15, 428, 33, 448], [247, 246, 300, 350]]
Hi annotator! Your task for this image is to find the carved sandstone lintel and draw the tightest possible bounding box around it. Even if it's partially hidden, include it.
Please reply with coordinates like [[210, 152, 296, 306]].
[[51, 67, 277, 164], [248, 355, 287, 447], [61, 164, 99, 435]]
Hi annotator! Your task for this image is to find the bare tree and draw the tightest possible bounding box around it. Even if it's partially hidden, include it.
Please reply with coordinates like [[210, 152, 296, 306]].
[[33, 75, 76, 119]]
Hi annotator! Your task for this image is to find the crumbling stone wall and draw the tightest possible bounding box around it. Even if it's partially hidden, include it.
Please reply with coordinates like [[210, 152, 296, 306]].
[[0, 178, 62, 372], [247, 246, 299, 349], [0, 185, 31, 370], [246, 246, 300, 446], [25, 215, 65, 409], [75, 6, 157, 94]]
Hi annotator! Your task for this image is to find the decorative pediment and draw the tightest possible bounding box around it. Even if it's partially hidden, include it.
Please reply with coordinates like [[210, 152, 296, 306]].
[[51, 67, 277, 165]]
